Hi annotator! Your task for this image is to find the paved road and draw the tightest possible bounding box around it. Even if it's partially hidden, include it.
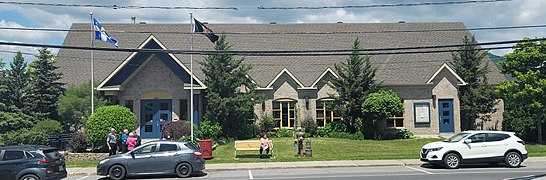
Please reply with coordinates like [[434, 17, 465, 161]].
[[65, 162, 546, 180]]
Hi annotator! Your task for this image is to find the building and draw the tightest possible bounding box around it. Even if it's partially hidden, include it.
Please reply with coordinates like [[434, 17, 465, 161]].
[[56, 22, 505, 139]]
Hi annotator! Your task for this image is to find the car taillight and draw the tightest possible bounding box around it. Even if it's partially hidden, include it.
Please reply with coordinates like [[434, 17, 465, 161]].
[[517, 140, 525, 145], [39, 158, 53, 163], [193, 152, 202, 158]]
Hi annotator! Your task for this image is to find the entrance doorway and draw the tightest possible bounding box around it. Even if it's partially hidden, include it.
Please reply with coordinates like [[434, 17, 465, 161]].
[[140, 99, 172, 139]]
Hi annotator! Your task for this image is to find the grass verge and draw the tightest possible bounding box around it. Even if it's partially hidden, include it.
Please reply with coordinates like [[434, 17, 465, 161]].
[[65, 137, 546, 167]]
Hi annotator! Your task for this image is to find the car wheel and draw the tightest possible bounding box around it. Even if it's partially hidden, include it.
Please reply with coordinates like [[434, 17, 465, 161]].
[[176, 162, 193, 178], [443, 153, 460, 169], [108, 165, 127, 180], [19, 174, 39, 180], [504, 152, 522, 168]]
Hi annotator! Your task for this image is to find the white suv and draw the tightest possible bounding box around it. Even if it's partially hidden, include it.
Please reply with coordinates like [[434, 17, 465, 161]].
[[420, 131, 528, 169]]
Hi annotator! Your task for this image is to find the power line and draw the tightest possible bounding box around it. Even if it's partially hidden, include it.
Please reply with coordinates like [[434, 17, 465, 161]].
[[0, 0, 513, 11], [0, 38, 543, 56], [1, 23, 545, 35], [0, 1, 238, 10], [258, 0, 513, 10]]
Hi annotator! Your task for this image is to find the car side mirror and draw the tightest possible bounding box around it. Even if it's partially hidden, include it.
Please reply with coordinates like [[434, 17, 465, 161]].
[[464, 139, 472, 144]]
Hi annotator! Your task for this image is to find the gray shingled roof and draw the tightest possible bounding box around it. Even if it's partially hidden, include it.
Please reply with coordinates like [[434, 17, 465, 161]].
[[55, 22, 505, 87]]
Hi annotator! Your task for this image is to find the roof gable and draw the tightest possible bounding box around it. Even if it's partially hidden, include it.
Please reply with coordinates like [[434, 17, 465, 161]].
[[265, 68, 306, 89], [97, 35, 205, 90], [426, 63, 467, 85]]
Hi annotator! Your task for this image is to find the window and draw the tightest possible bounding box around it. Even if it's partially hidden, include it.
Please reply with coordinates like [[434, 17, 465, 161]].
[[387, 114, 404, 128], [25, 151, 33, 158], [316, 99, 341, 127], [468, 133, 486, 143], [159, 144, 179, 152], [2, 151, 25, 161], [414, 103, 430, 124], [487, 133, 510, 142], [134, 144, 157, 154], [272, 99, 297, 128], [179, 99, 188, 120], [125, 100, 133, 112]]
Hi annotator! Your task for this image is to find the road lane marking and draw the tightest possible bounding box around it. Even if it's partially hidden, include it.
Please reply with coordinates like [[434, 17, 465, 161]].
[[75, 176, 89, 180], [249, 170, 254, 179], [406, 166, 434, 174]]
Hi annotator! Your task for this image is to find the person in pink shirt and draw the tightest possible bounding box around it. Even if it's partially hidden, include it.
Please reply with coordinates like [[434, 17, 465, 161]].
[[126, 132, 137, 151]]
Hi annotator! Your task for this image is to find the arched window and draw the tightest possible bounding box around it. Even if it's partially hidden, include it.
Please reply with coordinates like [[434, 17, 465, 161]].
[[272, 99, 297, 128], [316, 98, 341, 127]]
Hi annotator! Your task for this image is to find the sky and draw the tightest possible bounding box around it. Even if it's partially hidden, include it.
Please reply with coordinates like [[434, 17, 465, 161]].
[[0, 0, 545, 65]]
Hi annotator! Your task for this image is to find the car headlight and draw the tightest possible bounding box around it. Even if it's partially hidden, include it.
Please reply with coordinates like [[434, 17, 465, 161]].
[[429, 147, 443, 152], [99, 159, 109, 165]]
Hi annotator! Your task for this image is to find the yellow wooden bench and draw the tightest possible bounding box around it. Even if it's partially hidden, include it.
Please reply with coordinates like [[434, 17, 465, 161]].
[[234, 140, 273, 159]]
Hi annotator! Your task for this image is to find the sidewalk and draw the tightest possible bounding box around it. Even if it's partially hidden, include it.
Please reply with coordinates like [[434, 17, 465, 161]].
[[67, 156, 546, 176]]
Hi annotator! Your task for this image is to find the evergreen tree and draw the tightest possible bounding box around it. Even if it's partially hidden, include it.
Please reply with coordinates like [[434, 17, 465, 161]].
[[25, 48, 65, 120], [330, 38, 380, 133], [450, 35, 498, 130], [201, 35, 261, 138], [7, 52, 28, 110], [0, 58, 8, 111]]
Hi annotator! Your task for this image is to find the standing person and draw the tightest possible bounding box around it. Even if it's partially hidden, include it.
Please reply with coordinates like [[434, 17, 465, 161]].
[[127, 132, 137, 151], [107, 128, 118, 156], [259, 132, 271, 158], [121, 129, 129, 153], [133, 131, 141, 147]]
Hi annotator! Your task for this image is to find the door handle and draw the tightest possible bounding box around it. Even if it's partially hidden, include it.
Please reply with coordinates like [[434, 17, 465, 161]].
[[174, 153, 180, 156]]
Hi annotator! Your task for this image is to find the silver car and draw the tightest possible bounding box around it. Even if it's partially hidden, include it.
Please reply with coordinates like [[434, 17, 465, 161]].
[[97, 140, 205, 180]]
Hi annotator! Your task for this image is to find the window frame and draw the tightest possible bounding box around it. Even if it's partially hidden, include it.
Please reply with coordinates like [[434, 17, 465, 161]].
[[413, 102, 431, 124], [272, 99, 298, 128], [387, 115, 404, 128], [1, 150, 26, 161], [158, 143, 180, 152], [316, 98, 342, 127]]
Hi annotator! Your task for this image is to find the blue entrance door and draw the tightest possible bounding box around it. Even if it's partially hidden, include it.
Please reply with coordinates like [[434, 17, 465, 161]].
[[140, 99, 172, 139], [438, 99, 454, 133]]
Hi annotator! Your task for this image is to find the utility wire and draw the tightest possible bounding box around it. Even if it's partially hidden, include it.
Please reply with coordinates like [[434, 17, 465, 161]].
[[1, 23, 545, 35], [0, 0, 512, 10], [258, 0, 513, 10], [0, 1, 238, 10], [0, 38, 543, 56]]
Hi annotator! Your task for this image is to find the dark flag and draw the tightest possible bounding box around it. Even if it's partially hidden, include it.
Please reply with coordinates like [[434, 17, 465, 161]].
[[193, 18, 219, 43]]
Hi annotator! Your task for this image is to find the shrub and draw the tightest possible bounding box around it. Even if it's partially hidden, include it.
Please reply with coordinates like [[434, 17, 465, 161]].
[[162, 120, 191, 140], [258, 114, 275, 133], [2, 128, 48, 145], [198, 120, 222, 140], [396, 129, 414, 139], [68, 132, 87, 152], [32, 119, 63, 136], [330, 121, 348, 133], [274, 128, 294, 138], [301, 116, 318, 137], [235, 123, 260, 139], [85, 105, 137, 147]]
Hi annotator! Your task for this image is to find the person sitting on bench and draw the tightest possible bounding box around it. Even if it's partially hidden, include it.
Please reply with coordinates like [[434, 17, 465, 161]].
[[260, 132, 271, 158]]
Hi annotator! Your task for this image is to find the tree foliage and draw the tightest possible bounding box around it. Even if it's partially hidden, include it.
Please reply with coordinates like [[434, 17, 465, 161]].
[[200, 35, 261, 138], [450, 35, 498, 130], [85, 105, 137, 146], [0, 58, 8, 111], [25, 48, 65, 120], [57, 81, 108, 130], [498, 39, 546, 143], [7, 52, 28, 110], [329, 38, 380, 132], [361, 90, 404, 139]]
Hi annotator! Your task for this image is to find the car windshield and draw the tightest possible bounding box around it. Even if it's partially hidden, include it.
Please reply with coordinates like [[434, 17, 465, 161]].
[[443, 132, 471, 142]]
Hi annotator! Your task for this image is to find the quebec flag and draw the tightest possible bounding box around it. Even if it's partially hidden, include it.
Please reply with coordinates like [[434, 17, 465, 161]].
[[93, 18, 118, 47]]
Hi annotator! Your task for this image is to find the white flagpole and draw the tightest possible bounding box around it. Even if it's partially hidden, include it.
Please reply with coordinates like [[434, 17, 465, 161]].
[[190, 12, 194, 142], [90, 12, 94, 115]]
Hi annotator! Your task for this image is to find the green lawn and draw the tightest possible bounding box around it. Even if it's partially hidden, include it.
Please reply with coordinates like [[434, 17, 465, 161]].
[[65, 137, 546, 167]]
